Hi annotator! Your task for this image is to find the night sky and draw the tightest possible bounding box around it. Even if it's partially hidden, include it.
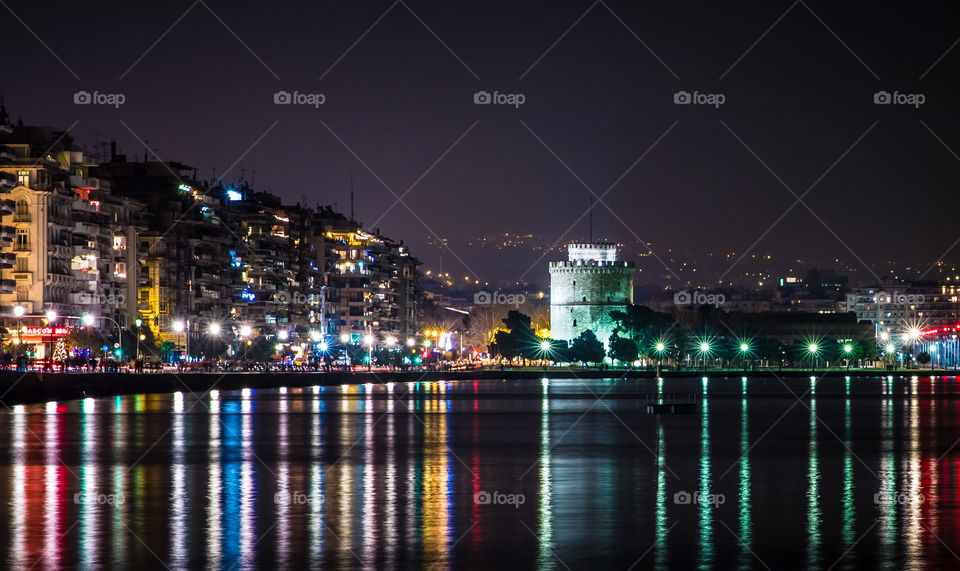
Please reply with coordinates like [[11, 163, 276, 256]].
[[6, 1, 960, 287]]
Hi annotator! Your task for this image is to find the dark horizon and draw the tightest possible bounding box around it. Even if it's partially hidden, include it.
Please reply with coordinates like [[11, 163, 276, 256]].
[[7, 0, 960, 286]]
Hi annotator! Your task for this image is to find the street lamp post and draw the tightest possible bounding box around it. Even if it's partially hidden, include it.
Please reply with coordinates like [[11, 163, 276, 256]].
[[807, 343, 819, 374], [44, 309, 57, 371], [172, 320, 185, 364]]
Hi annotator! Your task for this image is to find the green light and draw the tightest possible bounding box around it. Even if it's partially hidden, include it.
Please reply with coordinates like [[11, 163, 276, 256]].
[[655, 342, 666, 352], [699, 342, 711, 353], [885, 343, 895, 354], [540, 341, 551, 351], [739, 343, 750, 353], [808, 343, 818, 354], [843, 344, 852, 354], [134, 319, 142, 327]]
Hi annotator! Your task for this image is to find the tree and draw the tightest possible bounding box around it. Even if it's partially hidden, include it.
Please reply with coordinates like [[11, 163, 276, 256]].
[[491, 310, 540, 363], [609, 305, 675, 353], [608, 334, 638, 364], [571, 329, 605, 366]]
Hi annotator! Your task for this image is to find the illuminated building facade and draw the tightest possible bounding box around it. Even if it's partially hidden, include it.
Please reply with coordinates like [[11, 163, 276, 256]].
[[0, 118, 142, 355], [549, 243, 634, 347]]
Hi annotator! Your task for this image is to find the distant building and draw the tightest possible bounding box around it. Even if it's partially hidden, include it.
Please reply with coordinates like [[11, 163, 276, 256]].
[[549, 243, 634, 346]]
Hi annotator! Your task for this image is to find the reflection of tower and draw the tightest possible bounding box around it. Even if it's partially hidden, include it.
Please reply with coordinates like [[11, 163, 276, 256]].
[[549, 243, 634, 346]]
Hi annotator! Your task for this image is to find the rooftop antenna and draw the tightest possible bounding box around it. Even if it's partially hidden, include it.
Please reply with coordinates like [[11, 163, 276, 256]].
[[350, 165, 355, 222], [588, 193, 594, 243]]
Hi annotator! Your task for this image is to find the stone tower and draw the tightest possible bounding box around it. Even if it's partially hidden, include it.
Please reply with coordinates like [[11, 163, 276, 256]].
[[549, 243, 635, 347]]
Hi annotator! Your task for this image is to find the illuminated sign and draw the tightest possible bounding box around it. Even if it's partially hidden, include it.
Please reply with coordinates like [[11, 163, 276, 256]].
[[22, 326, 69, 336]]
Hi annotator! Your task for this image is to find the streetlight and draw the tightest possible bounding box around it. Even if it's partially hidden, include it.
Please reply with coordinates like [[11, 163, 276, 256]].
[[44, 310, 57, 368], [653, 340, 667, 374], [208, 323, 221, 336], [363, 334, 374, 369], [172, 320, 185, 363], [13, 305, 24, 364], [406, 337, 415, 347], [697, 340, 712, 371], [239, 325, 253, 338], [277, 329, 289, 341], [738, 341, 751, 371], [807, 343, 819, 373], [843, 343, 853, 370]]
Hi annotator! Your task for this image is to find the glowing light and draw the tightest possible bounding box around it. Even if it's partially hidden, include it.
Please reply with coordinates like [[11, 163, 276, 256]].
[[226, 189, 242, 201], [208, 323, 221, 336], [808, 344, 819, 354], [277, 330, 289, 341], [45, 309, 57, 322], [406, 338, 415, 347], [172, 320, 185, 333], [843, 344, 852, 354], [540, 341, 551, 351], [364, 335, 374, 346], [699, 342, 710, 353], [655, 342, 666, 352], [880, 331, 890, 341], [908, 327, 921, 341], [885, 343, 896, 354], [319, 342, 329, 352], [309, 330, 321, 342], [81, 313, 95, 327], [340, 333, 350, 344], [239, 325, 252, 338], [739, 343, 750, 353], [12, 305, 24, 318], [385, 336, 397, 347]]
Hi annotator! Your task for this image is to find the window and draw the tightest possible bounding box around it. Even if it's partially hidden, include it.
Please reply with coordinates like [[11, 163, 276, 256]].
[[14, 200, 29, 222], [114, 262, 127, 279], [14, 229, 28, 251], [113, 236, 126, 250], [14, 258, 27, 273], [16, 171, 28, 187], [573, 319, 577, 327]]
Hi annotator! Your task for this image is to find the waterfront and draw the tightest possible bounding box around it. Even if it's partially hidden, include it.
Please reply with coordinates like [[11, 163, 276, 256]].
[[2, 376, 960, 569]]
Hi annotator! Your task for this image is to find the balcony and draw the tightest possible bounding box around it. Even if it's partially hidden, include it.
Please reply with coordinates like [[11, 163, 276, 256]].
[[72, 221, 99, 235], [72, 269, 97, 282], [0, 147, 15, 162], [72, 199, 99, 213], [0, 225, 13, 240], [73, 244, 97, 256], [69, 174, 99, 190], [0, 172, 16, 190], [0, 200, 14, 215]]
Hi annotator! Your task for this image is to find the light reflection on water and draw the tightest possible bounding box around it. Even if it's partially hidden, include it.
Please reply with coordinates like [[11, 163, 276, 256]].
[[3, 376, 960, 568]]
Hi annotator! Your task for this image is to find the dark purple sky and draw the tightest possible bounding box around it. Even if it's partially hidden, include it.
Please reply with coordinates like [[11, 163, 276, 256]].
[[6, 1, 960, 287]]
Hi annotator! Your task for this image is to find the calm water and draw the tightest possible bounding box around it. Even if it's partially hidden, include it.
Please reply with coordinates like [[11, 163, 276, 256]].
[[2, 376, 960, 570]]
